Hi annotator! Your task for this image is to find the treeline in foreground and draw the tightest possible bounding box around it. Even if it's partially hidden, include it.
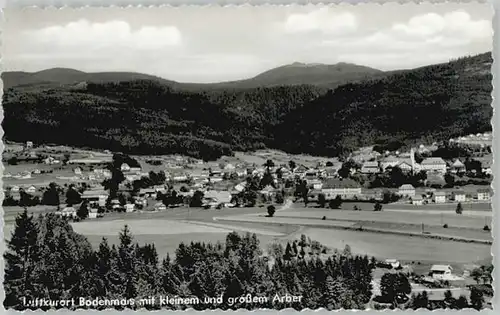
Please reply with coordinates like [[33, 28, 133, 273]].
[[4, 211, 374, 311]]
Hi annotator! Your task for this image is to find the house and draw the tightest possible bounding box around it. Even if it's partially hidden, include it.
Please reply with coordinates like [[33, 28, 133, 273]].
[[397, 161, 416, 173], [304, 169, 319, 180], [477, 188, 491, 201], [307, 179, 323, 190], [380, 156, 401, 171], [398, 184, 416, 197], [223, 163, 236, 171], [234, 182, 247, 193], [203, 190, 232, 207], [430, 265, 453, 280], [129, 167, 142, 174], [10, 185, 20, 193], [420, 157, 447, 174], [56, 206, 77, 218], [81, 190, 109, 207], [260, 185, 276, 196], [433, 191, 447, 204], [74, 167, 83, 175], [361, 161, 380, 174], [154, 202, 167, 211], [125, 203, 135, 213], [452, 190, 466, 202], [321, 179, 362, 199], [26, 185, 37, 194], [411, 195, 424, 205], [120, 163, 131, 172], [44, 156, 60, 165], [139, 188, 157, 199], [25, 141, 34, 149], [450, 159, 466, 174], [293, 165, 309, 177]]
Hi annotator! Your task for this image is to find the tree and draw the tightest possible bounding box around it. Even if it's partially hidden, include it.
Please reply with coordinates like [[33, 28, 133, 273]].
[[470, 286, 484, 310], [288, 160, 296, 170], [77, 201, 89, 220], [65, 185, 82, 206], [326, 161, 334, 167], [444, 289, 456, 309], [41, 182, 60, 206], [379, 272, 411, 306], [190, 190, 204, 207], [444, 173, 455, 187], [62, 153, 71, 165], [3, 209, 40, 310], [267, 205, 276, 217], [275, 192, 284, 204], [318, 194, 326, 208], [264, 159, 275, 170], [454, 295, 469, 309], [374, 201, 383, 212], [455, 202, 463, 214], [409, 291, 429, 310], [328, 196, 342, 209]]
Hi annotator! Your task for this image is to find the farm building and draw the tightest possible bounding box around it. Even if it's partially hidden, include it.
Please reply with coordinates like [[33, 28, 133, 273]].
[[398, 184, 416, 197], [321, 178, 362, 199], [433, 191, 447, 204]]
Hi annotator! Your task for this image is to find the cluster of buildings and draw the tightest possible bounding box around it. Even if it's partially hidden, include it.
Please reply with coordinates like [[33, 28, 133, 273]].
[[397, 184, 491, 205]]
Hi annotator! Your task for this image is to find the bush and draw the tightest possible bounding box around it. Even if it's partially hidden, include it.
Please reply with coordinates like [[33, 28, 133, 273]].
[[267, 205, 276, 217], [483, 225, 490, 231], [374, 202, 383, 211], [456, 202, 463, 214], [443, 224, 448, 228], [322, 216, 326, 220]]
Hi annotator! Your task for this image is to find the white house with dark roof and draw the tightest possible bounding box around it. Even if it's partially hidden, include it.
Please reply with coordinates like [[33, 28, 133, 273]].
[[421, 157, 447, 174]]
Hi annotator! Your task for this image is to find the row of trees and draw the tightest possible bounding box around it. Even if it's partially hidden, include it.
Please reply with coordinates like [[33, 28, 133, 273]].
[[5, 210, 375, 311]]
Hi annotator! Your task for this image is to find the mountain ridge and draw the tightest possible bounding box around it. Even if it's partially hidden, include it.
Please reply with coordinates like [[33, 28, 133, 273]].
[[2, 62, 382, 90]]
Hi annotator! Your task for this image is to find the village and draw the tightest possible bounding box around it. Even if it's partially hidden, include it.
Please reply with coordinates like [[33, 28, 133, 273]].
[[2, 132, 493, 218]]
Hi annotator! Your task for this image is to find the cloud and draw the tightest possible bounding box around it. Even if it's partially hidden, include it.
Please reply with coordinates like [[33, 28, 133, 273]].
[[392, 10, 492, 39], [26, 20, 182, 51], [317, 10, 492, 69], [283, 8, 357, 34]]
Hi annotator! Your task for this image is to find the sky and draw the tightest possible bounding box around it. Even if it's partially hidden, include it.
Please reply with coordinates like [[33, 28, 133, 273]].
[[3, 3, 493, 83]]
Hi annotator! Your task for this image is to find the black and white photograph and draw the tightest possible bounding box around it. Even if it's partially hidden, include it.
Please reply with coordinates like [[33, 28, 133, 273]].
[[1, 3, 495, 311]]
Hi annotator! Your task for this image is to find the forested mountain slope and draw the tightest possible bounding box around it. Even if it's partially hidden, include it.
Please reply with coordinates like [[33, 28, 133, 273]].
[[2, 53, 492, 160]]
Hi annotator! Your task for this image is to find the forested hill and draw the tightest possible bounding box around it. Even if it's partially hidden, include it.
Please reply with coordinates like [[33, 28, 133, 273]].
[[2, 53, 492, 160]]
